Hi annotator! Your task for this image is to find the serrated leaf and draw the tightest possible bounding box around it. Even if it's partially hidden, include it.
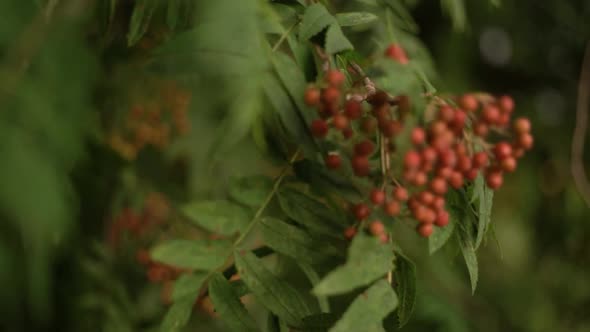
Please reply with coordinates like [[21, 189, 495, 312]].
[[313, 234, 394, 296], [428, 208, 456, 254], [229, 175, 273, 208], [335, 12, 378, 26], [234, 251, 313, 327], [299, 3, 336, 41], [209, 273, 259, 332], [298, 262, 330, 313], [270, 52, 313, 120], [181, 200, 249, 236], [160, 297, 193, 332], [456, 210, 478, 294], [441, 0, 467, 31], [325, 23, 354, 55], [172, 273, 207, 302], [383, 0, 419, 32], [151, 239, 231, 270], [278, 188, 345, 235], [329, 280, 398, 332], [475, 175, 494, 249], [260, 217, 341, 264], [393, 252, 416, 327], [127, 0, 158, 46]]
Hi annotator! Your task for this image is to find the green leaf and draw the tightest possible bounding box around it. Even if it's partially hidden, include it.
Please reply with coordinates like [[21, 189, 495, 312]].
[[329, 280, 398, 332], [172, 273, 208, 302], [293, 159, 363, 200], [160, 297, 193, 332], [209, 273, 259, 332], [456, 210, 478, 294], [313, 234, 394, 296], [383, 0, 419, 33], [428, 208, 456, 254], [234, 251, 313, 327], [393, 252, 416, 327], [151, 239, 231, 270], [475, 175, 494, 249], [441, 0, 467, 31], [181, 200, 249, 236], [299, 3, 336, 41], [325, 23, 354, 55], [127, 0, 158, 46], [302, 313, 340, 331], [270, 52, 313, 121], [229, 175, 273, 208], [335, 12, 378, 26], [260, 217, 341, 264], [166, 0, 181, 30], [298, 262, 330, 312], [278, 187, 345, 235]]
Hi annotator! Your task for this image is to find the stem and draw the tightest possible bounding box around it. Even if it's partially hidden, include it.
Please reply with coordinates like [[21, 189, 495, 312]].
[[272, 22, 297, 53], [572, 42, 590, 207]]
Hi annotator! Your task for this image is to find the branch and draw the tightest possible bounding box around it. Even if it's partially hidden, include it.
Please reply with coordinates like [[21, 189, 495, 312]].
[[572, 42, 590, 207]]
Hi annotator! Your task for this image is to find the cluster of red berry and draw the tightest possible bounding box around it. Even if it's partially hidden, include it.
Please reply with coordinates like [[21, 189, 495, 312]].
[[108, 81, 191, 160], [302, 46, 533, 239], [135, 248, 186, 304]]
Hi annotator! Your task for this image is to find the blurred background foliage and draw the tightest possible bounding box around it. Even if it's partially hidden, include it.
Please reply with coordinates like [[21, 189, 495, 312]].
[[0, 0, 588, 331]]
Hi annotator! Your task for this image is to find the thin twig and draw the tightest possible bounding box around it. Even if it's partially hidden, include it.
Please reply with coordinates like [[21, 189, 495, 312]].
[[271, 22, 297, 53], [572, 42, 590, 207]]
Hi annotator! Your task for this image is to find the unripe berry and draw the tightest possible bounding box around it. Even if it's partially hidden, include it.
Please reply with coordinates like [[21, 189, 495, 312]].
[[430, 177, 448, 195], [384, 200, 401, 216], [498, 95, 514, 113], [354, 140, 375, 156], [344, 100, 362, 119], [411, 127, 426, 146], [370, 189, 386, 205], [404, 150, 422, 169], [369, 220, 386, 236], [379, 120, 403, 137], [392, 187, 409, 202], [326, 70, 346, 87], [361, 118, 377, 134], [352, 155, 370, 176], [321, 87, 340, 104], [311, 119, 329, 138], [304, 87, 321, 106], [482, 105, 501, 124], [473, 121, 489, 137], [449, 171, 464, 189], [332, 114, 349, 130], [438, 105, 455, 123], [459, 94, 479, 112], [325, 154, 342, 170], [385, 44, 409, 64], [344, 226, 357, 240], [493, 142, 513, 160], [486, 169, 504, 189], [472, 152, 489, 169], [352, 203, 370, 221], [435, 210, 450, 227], [417, 223, 434, 237], [513, 117, 531, 134], [457, 155, 472, 173], [501, 156, 517, 172], [517, 133, 534, 150]]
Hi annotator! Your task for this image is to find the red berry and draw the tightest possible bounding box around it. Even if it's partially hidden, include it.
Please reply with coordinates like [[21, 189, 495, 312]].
[[449, 171, 464, 189], [435, 210, 450, 227], [513, 147, 525, 158], [457, 155, 472, 173], [486, 169, 504, 189], [384, 200, 401, 216], [354, 140, 375, 156], [385, 44, 409, 64], [321, 87, 340, 104], [379, 120, 403, 137], [412, 172, 428, 186], [311, 119, 328, 138], [482, 105, 500, 124], [344, 100, 362, 119], [411, 127, 426, 146], [370, 189, 386, 205], [513, 117, 531, 134], [517, 133, 534, 150], [430, 121, 448, 137], [438, 105, 455, 123], [498, 95, 514, 113], [453, 109, 467, 130], [326, 70, 346, 87], [497, 113, 511, 127], [344, 226, 357, 240], [438, 149, 457, 168], [325, 154, 342, 170], [369, 220, 386, 236], [417, 223, 434, 237], [501, 156, 517, 172], [408, 198, 420, 212], [342, 127, 354, 139], [361, 118, 377, 134], [472, 152, 489, 169], [352, 155, 370, 176], [352, 203, 370, 220], [332, 114, 349, 130], [473, 121, 489, 137], [419, 191, 435, 205], [421, 147, 438, 164], [436, 167, 453, 179], [432, 196, 445, 210], [304, 87, 321, 106], [493, 142, 513, 160], [455, 142, 468, 156], [392, 187, 409, 202], [404, 150, 422, 169], [430, 177, 448, 195], [379, 233, 389, 244], [459, 94, 479, 112], [465, 168, 479, 181]]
